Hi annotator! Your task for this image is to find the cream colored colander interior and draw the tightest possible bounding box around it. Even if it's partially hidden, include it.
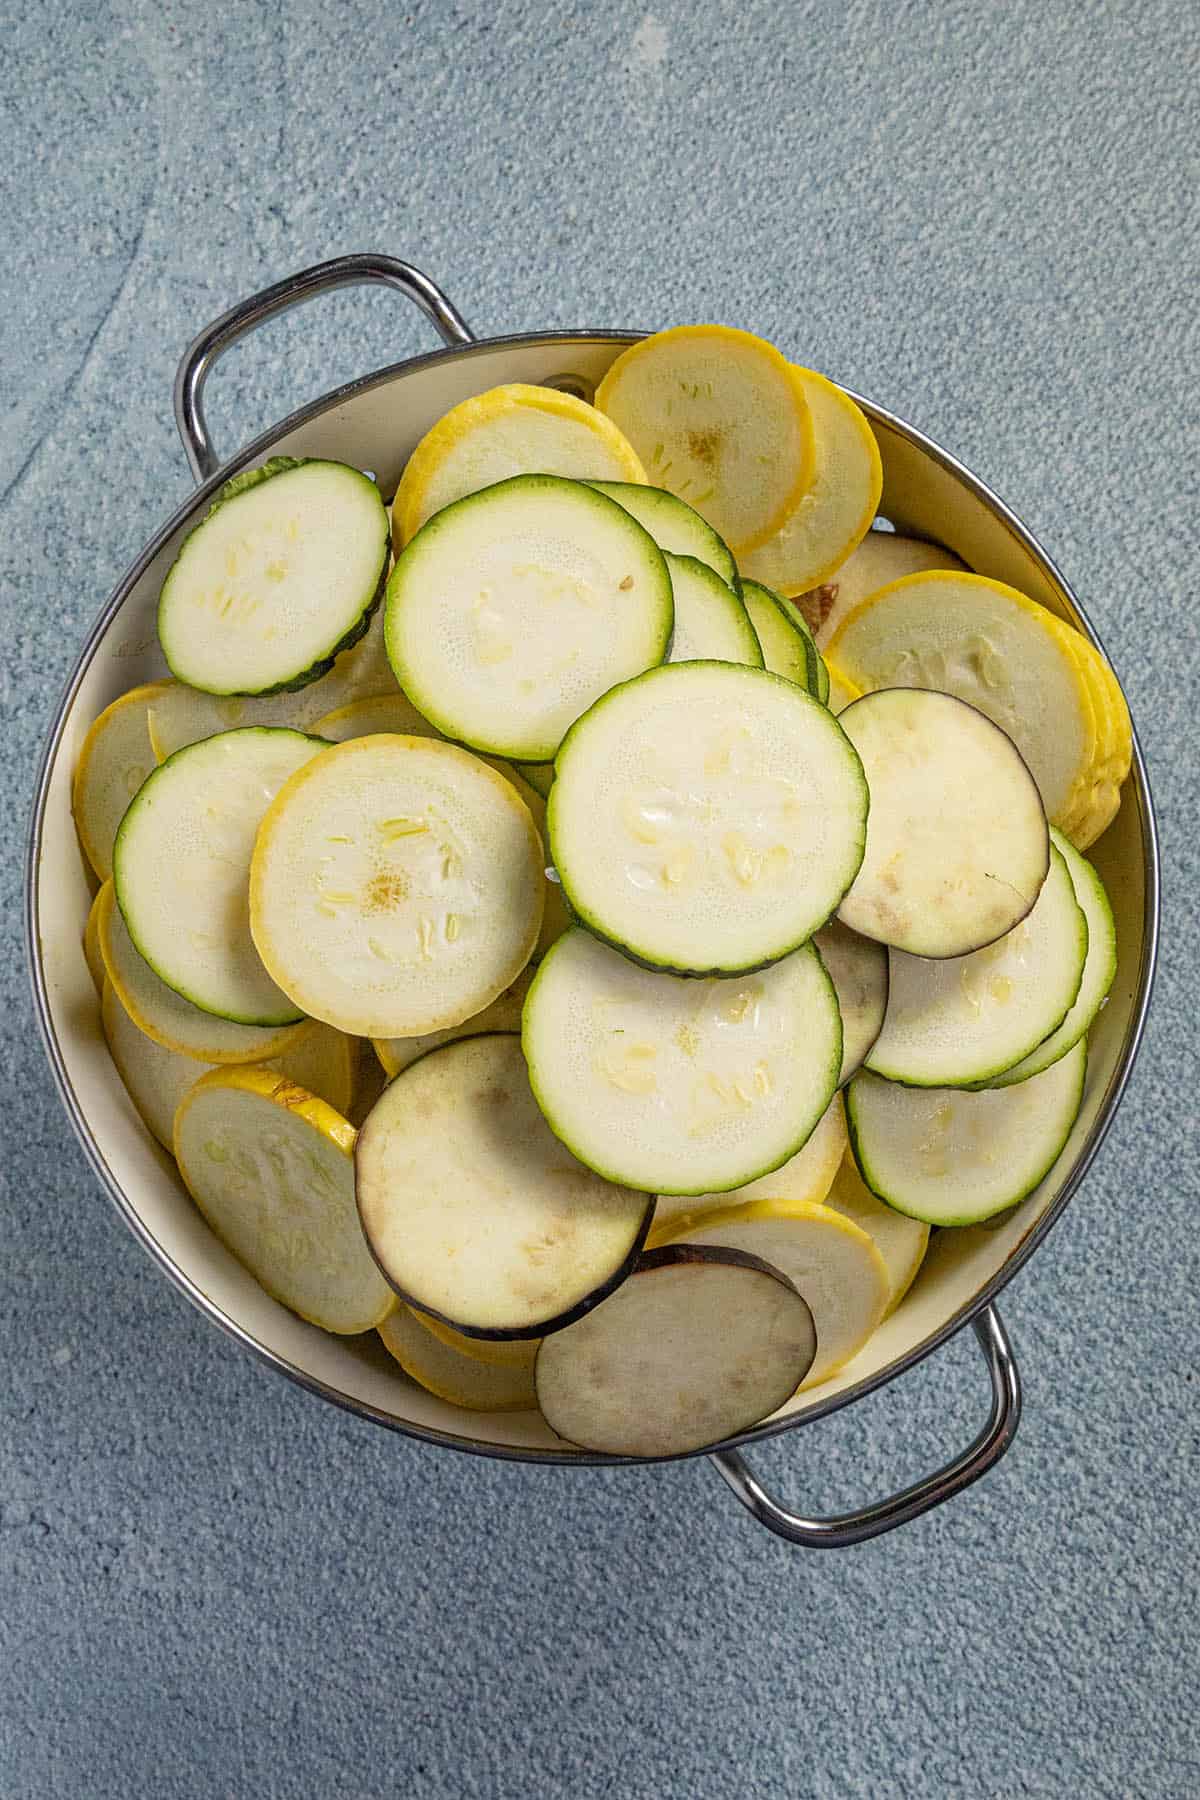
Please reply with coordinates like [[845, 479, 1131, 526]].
[[30, 335, 1155, 1461]]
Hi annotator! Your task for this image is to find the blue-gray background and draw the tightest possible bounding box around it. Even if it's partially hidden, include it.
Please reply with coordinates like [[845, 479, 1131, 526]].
[[2, 2, 1196, 1795]]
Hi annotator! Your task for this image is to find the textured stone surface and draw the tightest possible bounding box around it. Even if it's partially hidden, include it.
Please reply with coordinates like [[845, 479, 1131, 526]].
[[1, 0, 1196, 1794]]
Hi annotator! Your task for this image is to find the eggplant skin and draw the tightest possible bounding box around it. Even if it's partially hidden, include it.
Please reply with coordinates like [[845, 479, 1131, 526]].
[[534, 1244, 817, 1459]]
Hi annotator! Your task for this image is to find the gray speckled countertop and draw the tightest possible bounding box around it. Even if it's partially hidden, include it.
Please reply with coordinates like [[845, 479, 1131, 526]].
[[2, 2, 1197, 1795]]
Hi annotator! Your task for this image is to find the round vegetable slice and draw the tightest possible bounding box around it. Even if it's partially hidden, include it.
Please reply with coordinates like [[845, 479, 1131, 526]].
[[379, 1307, 538, 1412], [846, 1037, 1088, 1226], [984, 832, 1115, 1087], [822, 1155, 929, 1317], [372, 969, 534, 1080], [813, 920, 889, 1084], [355, 1033, 653, 1339], [1057, 636, 1133, 850], [72, 682, 171, 881], [738, 368, 882, 595], [594, 325, 815, 554], [393, 382, 647, 545], [286, 696, 568, 970], [797, 530, 965, 648], [651, 1200, 888, 1390], [740, 580, 822, 694], [535, 1243, 817, 1457], [837, 689, 1050, 958], [101, 980, 355, 1150], [250, 735, 543, 1038], [113, 727, 326, 1024], [824, 571, 1101, 831], [665, 553, 763, 666], [584, 480, 739, 589], [523, 929, 842, 1196], [102, 979, 200, 1148], [157, 458, 390, 696], [174, 1066, 394, 1333], [651, 1093, 847, 1236], [96, 881, 312, 1064], [865, 844, 1087, 1088], [385, 474, 673, 762], [548, 662, 867, 974]]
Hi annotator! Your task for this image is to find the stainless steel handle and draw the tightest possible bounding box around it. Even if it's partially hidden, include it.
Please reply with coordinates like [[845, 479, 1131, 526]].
[[173, 253, 476, 483], [710, 1305, 1021, 1548]]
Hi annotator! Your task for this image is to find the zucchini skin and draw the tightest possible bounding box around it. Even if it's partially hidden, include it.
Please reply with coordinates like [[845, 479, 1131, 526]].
[[160, 456, 390, 697]]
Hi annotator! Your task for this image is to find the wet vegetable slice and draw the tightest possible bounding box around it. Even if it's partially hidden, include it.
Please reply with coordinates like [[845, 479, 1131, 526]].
[[523, 929, 841, 1196], [548, 661, 867, 974]]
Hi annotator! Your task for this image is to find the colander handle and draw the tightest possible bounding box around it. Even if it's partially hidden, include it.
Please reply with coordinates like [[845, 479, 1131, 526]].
[[173, 253, 476, 483], [709, 1304, 1021, 1548]]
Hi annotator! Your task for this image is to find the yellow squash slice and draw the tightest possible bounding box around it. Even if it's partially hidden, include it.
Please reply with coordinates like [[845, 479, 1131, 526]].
[[1054, 632, 1133, 848], [651, 1094, 848, 1238], [595, 325, 814, 554], [146, 607, 397, 763], [313, 697, 567, 966], [72, 681, 171, 880], [249, 735, 544, 1037], [380, 1308, 538, 1410], [419, 1313, 543, 1371], [737, 369, 882, 595], [393, 382, 647, 545], [175, 1066, 394, 1334], [313, 691, 437, 742]]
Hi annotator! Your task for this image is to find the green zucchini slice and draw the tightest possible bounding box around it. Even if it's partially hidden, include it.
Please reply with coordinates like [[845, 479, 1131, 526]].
[[384, 474, 673, 761], [158, 458, 389, 696], [112, 727, 327, 1025], [984, 830, 1116, 1087], [522, 928, 842, 1196], [548, 661, 867, 975]]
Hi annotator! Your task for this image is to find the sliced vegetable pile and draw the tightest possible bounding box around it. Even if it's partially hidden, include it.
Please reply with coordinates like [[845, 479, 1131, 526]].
[[74, 323, 1132, 1459]]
